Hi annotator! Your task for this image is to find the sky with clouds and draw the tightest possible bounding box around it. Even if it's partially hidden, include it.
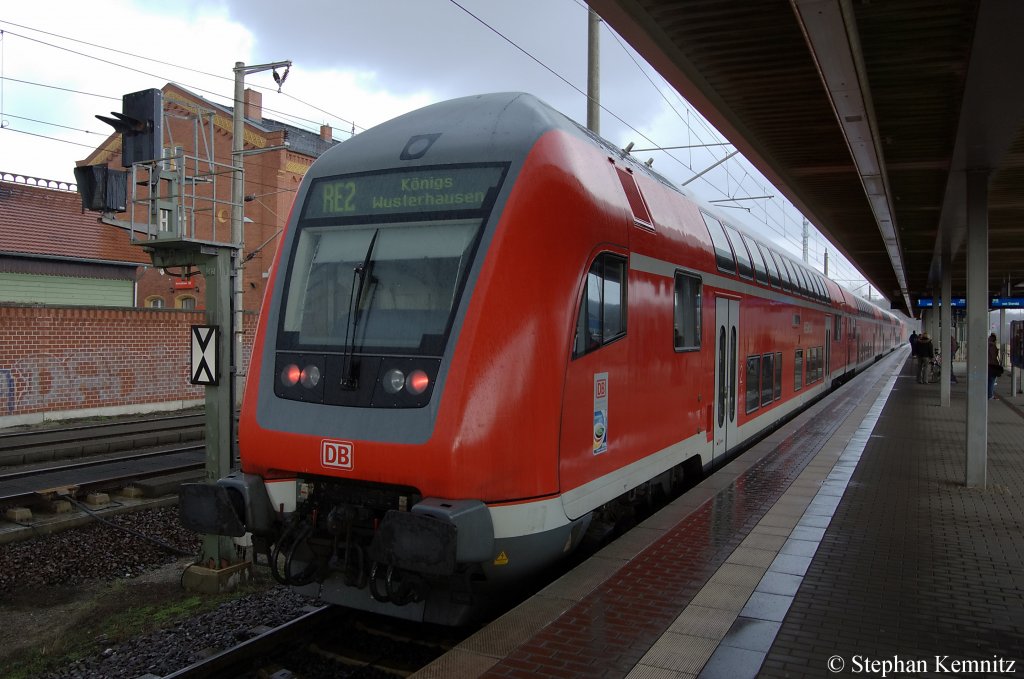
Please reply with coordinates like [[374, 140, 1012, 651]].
[[0, 0, 873, 292]]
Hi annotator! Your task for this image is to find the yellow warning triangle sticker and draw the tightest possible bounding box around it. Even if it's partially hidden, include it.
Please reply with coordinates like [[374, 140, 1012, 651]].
[[493, 551, 509, 566]]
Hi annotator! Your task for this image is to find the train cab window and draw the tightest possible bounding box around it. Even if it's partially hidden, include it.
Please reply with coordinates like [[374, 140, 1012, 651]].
[[774, 352, 783, 400], [574, 253, 627, 357], [794, 349, 804, 391], [615, 168, 654, 229], [745, 355, 761, 413], [673, 271, 702, 351], [757, 243, 781, 288], [701, 212, 737, 274], [760, 353, 774, 407], [742, 234, 770, 285], [723, 225, 754, 279]]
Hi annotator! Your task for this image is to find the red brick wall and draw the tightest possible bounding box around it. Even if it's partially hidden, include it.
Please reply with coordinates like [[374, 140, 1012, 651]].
[[0, 305, 257, 423]]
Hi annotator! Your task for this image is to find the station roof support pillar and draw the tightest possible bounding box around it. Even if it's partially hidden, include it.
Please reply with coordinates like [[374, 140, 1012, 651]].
[[940, 255, 952, 408], [965, 169, 989, 488]]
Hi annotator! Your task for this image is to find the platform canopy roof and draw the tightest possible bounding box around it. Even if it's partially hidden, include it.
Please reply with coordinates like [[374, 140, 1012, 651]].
[[587, 0, 1024, 315]]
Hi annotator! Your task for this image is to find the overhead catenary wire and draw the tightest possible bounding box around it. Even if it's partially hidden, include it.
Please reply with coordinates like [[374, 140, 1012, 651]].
[[0, 24, 361, 138], [2, 8, 873, 294]]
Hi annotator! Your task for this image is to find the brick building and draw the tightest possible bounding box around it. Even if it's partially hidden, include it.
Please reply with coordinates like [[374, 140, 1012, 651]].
[[0, 173, 150, 305]]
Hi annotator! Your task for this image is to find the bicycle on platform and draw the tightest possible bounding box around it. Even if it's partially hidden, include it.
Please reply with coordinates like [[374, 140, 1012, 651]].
[[927, 352, 955, 384]]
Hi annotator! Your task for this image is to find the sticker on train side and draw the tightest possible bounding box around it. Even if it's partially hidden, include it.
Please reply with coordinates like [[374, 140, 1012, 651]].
[[594, 372, 608, 455]]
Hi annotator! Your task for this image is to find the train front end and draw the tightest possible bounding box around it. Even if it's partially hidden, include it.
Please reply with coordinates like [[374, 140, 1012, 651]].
[[180, 94, 593, 625]]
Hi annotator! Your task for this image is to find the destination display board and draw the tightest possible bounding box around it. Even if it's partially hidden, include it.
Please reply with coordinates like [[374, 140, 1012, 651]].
[[916, 297, 966, 308], [303, 165, 505, 220], [990, 297, 1024, 309], [917, 297, 1024, 309]]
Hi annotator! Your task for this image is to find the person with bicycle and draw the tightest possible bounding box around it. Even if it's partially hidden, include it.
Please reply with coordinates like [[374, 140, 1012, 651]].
[[914, 332, 934, 383]]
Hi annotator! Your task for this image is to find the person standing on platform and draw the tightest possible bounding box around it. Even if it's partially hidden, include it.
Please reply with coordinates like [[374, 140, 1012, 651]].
[[988, 333, 1002, 399], [915, 332, 934, 383], [909, 330, 918, 350]]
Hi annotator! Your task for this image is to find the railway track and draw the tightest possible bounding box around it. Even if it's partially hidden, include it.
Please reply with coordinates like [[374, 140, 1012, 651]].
[[0, 413, 209, 533], [0, 443, 205, 506], [0, 411, 205, 468], [163, 605, 455, 679]]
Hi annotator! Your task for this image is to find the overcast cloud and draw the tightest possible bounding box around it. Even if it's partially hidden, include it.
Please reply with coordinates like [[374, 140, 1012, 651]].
[[0, 0, 869, 287]]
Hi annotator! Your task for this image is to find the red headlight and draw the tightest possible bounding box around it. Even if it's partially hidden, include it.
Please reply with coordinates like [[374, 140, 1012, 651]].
[[281, 363, 301, 387], [407, 369, 430, 395]]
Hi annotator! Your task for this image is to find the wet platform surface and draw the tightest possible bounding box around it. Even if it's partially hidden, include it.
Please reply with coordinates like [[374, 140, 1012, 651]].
[[414, 349, 1024, 678]]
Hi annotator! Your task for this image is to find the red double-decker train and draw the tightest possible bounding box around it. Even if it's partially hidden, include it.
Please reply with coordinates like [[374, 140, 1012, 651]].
[[182, 92, 903, 625]]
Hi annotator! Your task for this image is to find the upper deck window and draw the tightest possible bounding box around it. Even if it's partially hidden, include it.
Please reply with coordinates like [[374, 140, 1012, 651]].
[[742, 234, 770, 286], [701, 212, 737, 274], [777, 255, 798, 294], [757, 243, 782, 288], [794, 263, 811, 297], [813, 274, 827, 302], [723, 225, 754, 280]]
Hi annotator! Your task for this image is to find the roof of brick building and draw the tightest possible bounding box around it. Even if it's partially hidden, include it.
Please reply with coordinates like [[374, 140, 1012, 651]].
[[0, 176, 148, 265]]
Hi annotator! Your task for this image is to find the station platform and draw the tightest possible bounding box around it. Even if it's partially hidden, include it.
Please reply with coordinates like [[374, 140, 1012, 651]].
[[414, 348, 1024, 678]]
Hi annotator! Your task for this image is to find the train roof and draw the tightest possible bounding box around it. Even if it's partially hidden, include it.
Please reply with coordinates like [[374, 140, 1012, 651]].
[[307, 92, 902, 327]]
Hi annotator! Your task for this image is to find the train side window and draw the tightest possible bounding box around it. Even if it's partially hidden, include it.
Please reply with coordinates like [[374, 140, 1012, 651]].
[[794, 349, 804, 391], [673, 272, 702, 351], [745, 355, 761, 413], [760, 353, 774, 407], [573, 253, 627, 358], [834, 315, 842, 341], [774, 351, 782, 400], [723, 225, 754, 279], [758, 243, 781, 288], [806, 346, 819, 384], [742, 234, 770, 285], [701, 212, 737, 274]]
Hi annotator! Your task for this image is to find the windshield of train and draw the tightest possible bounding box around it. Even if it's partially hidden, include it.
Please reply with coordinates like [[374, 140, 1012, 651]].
[[278, 165, 506, 356]]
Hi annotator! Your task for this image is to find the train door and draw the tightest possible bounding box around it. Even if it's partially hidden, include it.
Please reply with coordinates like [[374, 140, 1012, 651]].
[[713, 297, 739, 462], [825, 314, 832, 382]]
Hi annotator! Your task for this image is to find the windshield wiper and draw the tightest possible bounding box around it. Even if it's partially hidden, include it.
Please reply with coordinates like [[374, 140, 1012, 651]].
[[340, 229, 380, 390]]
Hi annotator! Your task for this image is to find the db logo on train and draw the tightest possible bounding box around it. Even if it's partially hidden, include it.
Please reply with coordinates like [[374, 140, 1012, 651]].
[[321, 439, 354, 470]]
